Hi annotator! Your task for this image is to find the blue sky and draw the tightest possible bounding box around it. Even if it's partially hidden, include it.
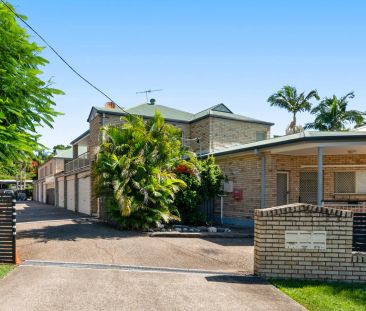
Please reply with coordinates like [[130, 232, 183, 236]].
[[10, 0, 366, 148]]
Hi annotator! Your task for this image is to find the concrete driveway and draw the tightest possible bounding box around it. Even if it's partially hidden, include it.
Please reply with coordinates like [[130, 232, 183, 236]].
[[0, 202, 305, 311]]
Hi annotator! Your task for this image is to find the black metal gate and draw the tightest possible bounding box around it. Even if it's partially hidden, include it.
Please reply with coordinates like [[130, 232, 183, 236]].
[[0, 195, 16, 263], [353, 213, 366, 252], [199, 198, 215, 223]]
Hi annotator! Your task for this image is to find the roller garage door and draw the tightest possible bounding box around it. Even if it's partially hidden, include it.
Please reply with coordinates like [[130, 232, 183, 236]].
[[78, 176, 91, 215], [66, 178, 75, 211], [58, 179, 64, 208]]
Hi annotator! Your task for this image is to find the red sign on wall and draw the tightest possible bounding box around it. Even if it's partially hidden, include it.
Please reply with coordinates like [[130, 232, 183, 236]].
[[233, 189, 243, 200]]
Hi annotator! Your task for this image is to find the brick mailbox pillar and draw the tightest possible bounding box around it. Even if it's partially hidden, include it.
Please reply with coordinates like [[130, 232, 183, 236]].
[[254, 203, 366, 283]]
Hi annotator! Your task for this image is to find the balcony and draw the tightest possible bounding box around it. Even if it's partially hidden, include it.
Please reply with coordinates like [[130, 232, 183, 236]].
[[65, 152, 90, 173]]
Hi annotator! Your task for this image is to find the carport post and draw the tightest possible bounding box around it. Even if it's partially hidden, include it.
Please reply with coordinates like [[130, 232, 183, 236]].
[[317, 147, 323, 206], [260, 154, 266, 208]]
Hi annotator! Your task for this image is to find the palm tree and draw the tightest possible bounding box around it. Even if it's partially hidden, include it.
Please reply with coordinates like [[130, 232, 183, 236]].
[[304, 92, 365, 131], [94, 111, 189, 230], [268, 86, 320, 133]]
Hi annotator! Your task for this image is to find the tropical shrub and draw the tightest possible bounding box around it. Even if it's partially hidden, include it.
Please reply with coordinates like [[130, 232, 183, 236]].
[[94, 111, 191, 230], [175, 156, 223, 225]]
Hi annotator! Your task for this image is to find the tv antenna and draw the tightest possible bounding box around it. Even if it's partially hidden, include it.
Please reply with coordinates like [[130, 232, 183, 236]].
[[136, 89, 163, 103]]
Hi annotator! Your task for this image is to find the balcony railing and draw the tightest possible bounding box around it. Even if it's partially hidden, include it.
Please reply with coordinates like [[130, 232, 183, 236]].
[[65, 152, 90, 173]]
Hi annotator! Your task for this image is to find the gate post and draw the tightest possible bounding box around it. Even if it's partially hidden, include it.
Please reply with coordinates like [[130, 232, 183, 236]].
[[12, 197, 16, 263]]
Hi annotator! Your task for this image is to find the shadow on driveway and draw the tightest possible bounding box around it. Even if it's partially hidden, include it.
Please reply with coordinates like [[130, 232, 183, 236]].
[[17, 221, 145, 243], [17, 201, 83, 223], [202, 237, 253, 247]]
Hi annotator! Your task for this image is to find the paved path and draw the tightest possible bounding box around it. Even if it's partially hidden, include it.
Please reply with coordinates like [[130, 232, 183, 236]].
[[0, 202, 305, 311]]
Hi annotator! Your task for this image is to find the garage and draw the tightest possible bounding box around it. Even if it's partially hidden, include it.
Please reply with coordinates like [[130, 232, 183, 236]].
[[78, 175, 91, 215], [46, 188, 55, 205], [58, 179, 64, 208], [66, 177, 75, 211]]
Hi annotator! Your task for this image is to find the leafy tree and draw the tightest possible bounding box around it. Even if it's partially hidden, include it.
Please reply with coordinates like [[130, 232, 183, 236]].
[[304, 92, 365, 131], [268, 86, 319, 133], [0, 160, 36, 180], [0, 2, 62, 164], [94, 111, 189, 230]]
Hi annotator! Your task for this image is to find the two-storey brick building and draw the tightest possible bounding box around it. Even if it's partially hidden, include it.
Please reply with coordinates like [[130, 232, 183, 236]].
[[34, 100, 366, 227], [51, 100, 272, 217]]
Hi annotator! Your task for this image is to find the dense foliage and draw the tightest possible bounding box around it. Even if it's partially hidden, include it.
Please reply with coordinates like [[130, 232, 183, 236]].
[[94, 112, 190, 230], [304, 92, 365, 131], [0, 2, 62, 163], [94, 111, 224, 229], [175, 156, 223, 225]]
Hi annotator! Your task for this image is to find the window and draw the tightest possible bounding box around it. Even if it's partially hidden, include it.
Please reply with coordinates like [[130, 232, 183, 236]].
[[256, 132, 266, 141], [334, 172, 355, 193], [50, 163, 53, 174]]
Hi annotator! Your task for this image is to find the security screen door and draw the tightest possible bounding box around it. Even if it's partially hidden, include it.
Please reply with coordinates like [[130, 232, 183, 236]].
[[299, 172, 318, 204]]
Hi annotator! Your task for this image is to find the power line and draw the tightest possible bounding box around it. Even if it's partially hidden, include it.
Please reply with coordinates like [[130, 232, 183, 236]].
[[1, 0, 126, 112]]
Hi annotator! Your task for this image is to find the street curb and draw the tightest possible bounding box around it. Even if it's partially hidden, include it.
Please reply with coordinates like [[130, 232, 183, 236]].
[[149, 232, 253, 238]]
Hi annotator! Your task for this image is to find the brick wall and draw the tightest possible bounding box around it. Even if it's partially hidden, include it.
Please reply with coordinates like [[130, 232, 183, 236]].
[[89, 114, 101, 214], [254, 203, 366, 283], [215, 154, 261, 223], [210, 117, 270, 152], [190, 117, 211, 153]]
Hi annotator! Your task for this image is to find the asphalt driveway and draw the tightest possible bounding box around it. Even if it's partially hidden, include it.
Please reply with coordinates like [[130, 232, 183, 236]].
[[0, 202, 305, 311]]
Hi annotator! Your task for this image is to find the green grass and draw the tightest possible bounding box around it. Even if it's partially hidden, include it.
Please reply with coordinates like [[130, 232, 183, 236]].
[[0, 264, 14, 279], [271, 279, 366, 311]]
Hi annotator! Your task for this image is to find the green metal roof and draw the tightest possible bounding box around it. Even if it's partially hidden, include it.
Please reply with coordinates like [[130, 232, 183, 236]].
[[54, 148, 73, 159], [211, 131, 366, 157], [89, 103, 272, 125], [126, 103, 194, 122]]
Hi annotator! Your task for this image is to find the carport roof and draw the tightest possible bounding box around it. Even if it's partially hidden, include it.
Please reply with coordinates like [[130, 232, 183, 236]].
[[211, 131, 366, 157]]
